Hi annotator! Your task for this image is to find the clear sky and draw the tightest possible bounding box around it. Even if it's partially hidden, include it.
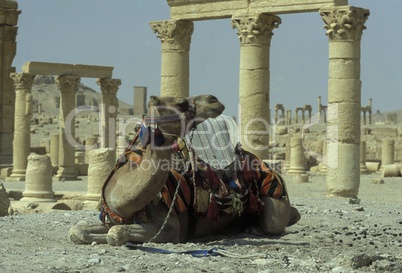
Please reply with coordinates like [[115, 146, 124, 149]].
[[12, 0, 402, 118]]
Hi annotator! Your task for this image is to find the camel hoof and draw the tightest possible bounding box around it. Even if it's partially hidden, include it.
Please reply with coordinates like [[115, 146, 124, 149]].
[[106, 226, 128, 246], [68, 226, 90, 244], [287, 206, 301, 227]]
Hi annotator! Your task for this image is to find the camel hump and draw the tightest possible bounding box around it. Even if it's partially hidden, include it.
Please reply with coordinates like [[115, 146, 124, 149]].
[[185, 115, 239, 170]]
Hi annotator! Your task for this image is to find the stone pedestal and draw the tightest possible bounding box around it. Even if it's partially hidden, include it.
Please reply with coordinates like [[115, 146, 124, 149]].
[[320, 6, 369, 198], [20, 153, 55, 202], [360, 141, 369, 174], [232, 14, 281, 160], [7, 73, 35, 181], [85, 148, 115, 207], [150, 20, 194, 97], [55, 75, 80, 181], [97, 78, 121, 149], [287, 136, 306, 175], [379, 138, 394, 173]]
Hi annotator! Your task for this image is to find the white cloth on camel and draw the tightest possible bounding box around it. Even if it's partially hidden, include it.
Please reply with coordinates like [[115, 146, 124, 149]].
[[185, 114, 239, 170]]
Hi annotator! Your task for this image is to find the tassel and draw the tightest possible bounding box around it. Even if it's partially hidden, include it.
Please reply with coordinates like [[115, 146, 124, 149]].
[[139, 125, 151, 147], [206, 166, 220, 191], [206, 194, 220, 221], [247, 192, 262, 215], [153, 125, 166, 146]]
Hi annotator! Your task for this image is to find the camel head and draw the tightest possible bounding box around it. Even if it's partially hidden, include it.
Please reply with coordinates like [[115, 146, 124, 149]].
[[145, 95, 225, 137]]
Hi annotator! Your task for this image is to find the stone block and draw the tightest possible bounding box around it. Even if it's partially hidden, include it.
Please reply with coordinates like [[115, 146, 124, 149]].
[[22, 62, 113, 78], [168, 0, 346, 20]]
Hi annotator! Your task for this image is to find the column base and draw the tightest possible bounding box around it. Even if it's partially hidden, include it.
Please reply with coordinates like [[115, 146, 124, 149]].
[[55, 166, 78, 181], [6, 174, 26, 182], [287, 167, 307, 175], [21, 191, 56, 202], [83, 200, 100, 210], [360, 163, 369, 174], [85, 193, 101, 203]]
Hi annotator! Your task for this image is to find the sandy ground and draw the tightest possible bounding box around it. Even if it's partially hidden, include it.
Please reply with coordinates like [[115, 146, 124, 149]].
[[0, 173, 401, 273]]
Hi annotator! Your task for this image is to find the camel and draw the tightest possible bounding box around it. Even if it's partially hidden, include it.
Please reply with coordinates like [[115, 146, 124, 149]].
[[69, 94, 300, 245]]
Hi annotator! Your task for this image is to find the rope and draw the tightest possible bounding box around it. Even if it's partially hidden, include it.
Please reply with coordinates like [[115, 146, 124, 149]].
[[148, 175, 182, 243], [126, 243, 267, 259]]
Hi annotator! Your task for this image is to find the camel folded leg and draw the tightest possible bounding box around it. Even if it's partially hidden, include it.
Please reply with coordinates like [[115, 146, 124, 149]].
[[106, 216, 181, 245], [68, 222, 109, 245], [258, 196, 300, 235]]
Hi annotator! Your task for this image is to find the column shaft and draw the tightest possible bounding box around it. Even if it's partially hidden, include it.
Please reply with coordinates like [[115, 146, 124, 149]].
[[7, 73, 35, 181], [150, 20, 194, 97], [97, 78, 121, 149], [232, 14, 281, 159], [320, 6, 369, 197], [0, 5, 20, 164], [55, 75, 80, 180]]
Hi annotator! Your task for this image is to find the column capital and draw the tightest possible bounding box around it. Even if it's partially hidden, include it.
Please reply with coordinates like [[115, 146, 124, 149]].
[[96, 78, 121, 96], [0, 25, 18, 41], [231, 13, 281, 45], [10, 72, 35, 92], [150, 20, 194, 51], [320, 6, 370, 41], [56, 75, 80, 94]]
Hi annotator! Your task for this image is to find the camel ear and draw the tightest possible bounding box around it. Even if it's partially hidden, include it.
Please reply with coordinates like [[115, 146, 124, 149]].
[[149, 96, 161, 106]]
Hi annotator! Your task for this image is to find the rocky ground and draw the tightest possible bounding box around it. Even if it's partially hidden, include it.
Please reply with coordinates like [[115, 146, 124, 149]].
[[0, 173, 401, 273]]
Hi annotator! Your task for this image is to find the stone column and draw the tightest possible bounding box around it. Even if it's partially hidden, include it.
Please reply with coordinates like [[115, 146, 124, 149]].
[[150, 20, 194, 97], [133, 86, 147, 116], [319, 140, 328, 174], [49, 134, 59, 167], [20, 153, 55, 202], [283, 139, 291, 171], [287, 136, 306, 175], [286, 110, 291, 125], [360, 140, 369, 174], [84, 148, 115, 208], [55, 75, 80, 181], [320, 6, 369, 198], [116, 134, 128, 159], [85, 136, 98, 163], [0, 1, 20, 164], [232, 14, 281, 159], [7, 73, 35, 181], [379, 138, 394, 172], [97, 78, 121, 149]]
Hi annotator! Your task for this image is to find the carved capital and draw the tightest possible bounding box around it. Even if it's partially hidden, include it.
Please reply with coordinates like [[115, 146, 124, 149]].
[[231, 13, 281, 45], [320, 6, 370, 41], [0, 25, 18, 41], [56, 75, 80, 94], [10, 72, 35, 94], [96, 78, 121, 96], [150, 20, 194, 51]]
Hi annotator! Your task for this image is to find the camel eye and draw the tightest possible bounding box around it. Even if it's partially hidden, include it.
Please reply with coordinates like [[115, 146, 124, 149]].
[[177, 100, 189, 112]]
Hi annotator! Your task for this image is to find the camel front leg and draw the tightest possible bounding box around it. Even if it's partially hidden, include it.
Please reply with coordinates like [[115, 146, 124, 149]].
[[106, 214, 181, 245], [69, 222, 109, 245]]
